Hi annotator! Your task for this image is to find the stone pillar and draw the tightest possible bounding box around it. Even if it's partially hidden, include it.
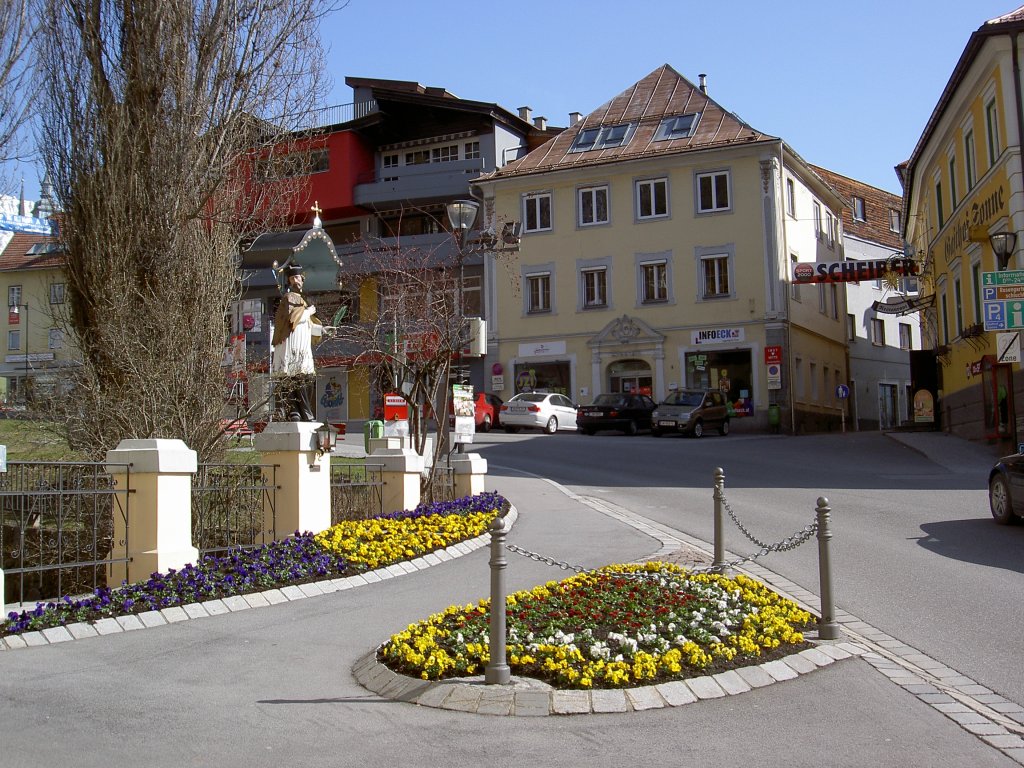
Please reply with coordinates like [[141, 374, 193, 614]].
[[254, 422, 332, 539], [374, 448, 424, 516], [105, 439, 200, 587], [451, 452, 488, 499]]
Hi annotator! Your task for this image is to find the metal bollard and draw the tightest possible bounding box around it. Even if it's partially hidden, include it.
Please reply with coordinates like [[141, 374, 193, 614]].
[[485, 514, 511, 684], [815, 497, 841, 640], [712, 467, 727, 573]]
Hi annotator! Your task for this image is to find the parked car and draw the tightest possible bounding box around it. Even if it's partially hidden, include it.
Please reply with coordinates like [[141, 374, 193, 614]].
[[576, 393, 657, 435], [449, 392, 504, 432], [650, 389, 730, 438], [500, 392, 578, 433], [988, 453, 1024, 524]]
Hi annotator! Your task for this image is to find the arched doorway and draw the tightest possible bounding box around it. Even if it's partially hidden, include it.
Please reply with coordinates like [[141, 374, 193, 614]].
[[608, 359, 652, 395]]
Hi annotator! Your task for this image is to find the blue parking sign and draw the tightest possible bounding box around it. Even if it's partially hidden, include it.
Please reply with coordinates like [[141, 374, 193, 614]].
[[986, 302, 1006, 330]]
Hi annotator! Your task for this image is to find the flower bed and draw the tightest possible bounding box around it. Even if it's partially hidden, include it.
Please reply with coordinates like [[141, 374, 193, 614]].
[[380, 563, 813, 689], [2, 493, 506, 638]]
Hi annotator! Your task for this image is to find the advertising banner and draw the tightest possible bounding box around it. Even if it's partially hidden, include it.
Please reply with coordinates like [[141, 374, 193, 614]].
[[452, 384, 474, 444]]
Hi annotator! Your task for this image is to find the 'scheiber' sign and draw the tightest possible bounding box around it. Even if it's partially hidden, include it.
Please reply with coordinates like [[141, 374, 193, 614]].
[[793, 258, 919, 284]]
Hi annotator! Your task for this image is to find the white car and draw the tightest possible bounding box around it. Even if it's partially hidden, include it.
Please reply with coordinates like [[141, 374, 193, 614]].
[[500, 392, 578, 434]]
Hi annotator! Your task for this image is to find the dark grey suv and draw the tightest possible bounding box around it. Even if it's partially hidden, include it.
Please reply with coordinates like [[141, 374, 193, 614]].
[[650, 389, 730, 438]]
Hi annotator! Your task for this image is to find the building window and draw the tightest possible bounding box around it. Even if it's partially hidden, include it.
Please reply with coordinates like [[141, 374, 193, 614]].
[[818, 284, 827, 314], [523, 193, 552, 233], [889, 209, 901, 233], [795, 357, 804, 399], [965, 129, 977, 189], [581, 268, 607, 309], [700, 255, 730, 298], [790, 254, 801, 301], [948, 154, 958, 208], [847, 313, 857, 342], [972, 262, 982, 324], [813, 201, 822, 239], [636, 178, 668, 219], [464, 141, 480, 160], [8, 285, 20, 308], [462, 275, 481, 317], [986, 98, 1000, 166], [49, 283, 65, 305], [825, 211, 837, 247], [48, 328, 63, 350], [810, 362, 818, 401], [526, 273, 551, 313], [578, 185, 609, 226], [641, 260, 668, 303], [954, 278, 963, 332], [382, 153, 398, 169], [935, 179, 944, 228], [940, 289, 950, 345], [696, 171, 730, 212], [570, 123, 635, 153], [431, 145, 459, 163], [7, 330, 19, 350], [786, 179, 796, 217], [899, 323, 912, 351], [405, 149, 430, 165], [871, 318, 885, 346], [852, 196, 866, 222], [655, 113, 699, 140]]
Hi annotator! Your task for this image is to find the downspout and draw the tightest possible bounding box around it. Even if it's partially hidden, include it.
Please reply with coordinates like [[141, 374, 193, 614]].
[[779, 141, 796, 435], [1011, 32, 1024, 446]]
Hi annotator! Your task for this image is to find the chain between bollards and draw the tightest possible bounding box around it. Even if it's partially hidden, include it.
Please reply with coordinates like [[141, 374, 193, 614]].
[[815, 496, 841, 640], [485, 513, 511, 684]]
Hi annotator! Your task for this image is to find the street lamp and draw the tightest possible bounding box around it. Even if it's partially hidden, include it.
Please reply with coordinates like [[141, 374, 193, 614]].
[[446, 199, 479, 453], [990, 230, 1018, 271], [8, 303, 28, 404]]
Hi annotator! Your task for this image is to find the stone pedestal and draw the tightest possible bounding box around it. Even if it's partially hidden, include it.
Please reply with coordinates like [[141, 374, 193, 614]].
[[105, 439, 200, 586], [254, 422, 332, 538], [451, 452, 488, 499], [374, 448, 424, 516]]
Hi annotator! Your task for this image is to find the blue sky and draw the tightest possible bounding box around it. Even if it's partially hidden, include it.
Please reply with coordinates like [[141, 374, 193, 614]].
[[7, 0, 1019, 204]]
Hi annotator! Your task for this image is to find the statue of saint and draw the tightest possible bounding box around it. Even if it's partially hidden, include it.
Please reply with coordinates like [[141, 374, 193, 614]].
[[271, 264, 322, 421]]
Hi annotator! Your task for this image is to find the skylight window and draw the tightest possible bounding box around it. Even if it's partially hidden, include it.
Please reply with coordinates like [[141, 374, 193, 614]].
[[655, 113, 700, 141], [569, 123, 636, 153]]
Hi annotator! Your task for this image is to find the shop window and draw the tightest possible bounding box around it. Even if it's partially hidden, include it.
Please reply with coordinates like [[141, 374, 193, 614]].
[[513, 361, 570, 395]]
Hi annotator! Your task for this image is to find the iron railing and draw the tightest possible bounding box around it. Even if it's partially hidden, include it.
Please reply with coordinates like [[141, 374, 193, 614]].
[[0, 461, 130, 606], [192, 463, 277, 556], [330, 462, 384, 523]]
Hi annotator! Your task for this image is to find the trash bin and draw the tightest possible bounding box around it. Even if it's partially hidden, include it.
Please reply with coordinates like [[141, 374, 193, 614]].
[[768, 404, 781, 433], [364, 420, 384, 452]]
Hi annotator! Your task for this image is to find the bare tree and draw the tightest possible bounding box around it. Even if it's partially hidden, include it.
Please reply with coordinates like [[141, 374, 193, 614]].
[[33, 0, 344, 460], [0, 0, 36, 194]]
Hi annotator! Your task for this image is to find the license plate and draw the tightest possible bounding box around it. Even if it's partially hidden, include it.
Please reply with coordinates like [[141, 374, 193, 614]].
[[586, 411, 603, 417], [658, 420, 676, 427]]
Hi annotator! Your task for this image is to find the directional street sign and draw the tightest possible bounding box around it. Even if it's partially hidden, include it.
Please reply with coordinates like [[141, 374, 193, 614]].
[[983, 271, 1024, 330]]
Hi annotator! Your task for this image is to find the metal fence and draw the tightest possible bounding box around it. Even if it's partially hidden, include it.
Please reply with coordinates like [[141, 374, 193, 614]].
[[424, 464, 455, 504], [330, 462, 384, 523], [192, 463, 277, 556], [0, 461, 130, 606]]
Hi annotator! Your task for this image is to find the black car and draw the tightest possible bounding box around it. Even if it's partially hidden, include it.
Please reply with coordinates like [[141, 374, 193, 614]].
[[576, 393, 657, 436], [989, 453, 1024, 524]]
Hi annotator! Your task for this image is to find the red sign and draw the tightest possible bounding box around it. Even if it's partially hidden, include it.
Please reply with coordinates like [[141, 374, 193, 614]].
[[7, 310, 18, 325], [383, 393, 408, 421], [764, 345, 782, 365]]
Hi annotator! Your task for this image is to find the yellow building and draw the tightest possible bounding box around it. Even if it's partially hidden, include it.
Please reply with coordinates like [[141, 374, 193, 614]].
[[473, 65, 849, 432], [902, 7, 1024, 443]]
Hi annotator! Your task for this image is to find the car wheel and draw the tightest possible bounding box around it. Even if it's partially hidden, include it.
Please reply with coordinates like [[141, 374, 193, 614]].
[[691, 420, 704, 438], [719, 419, 730, 436], [480, 414, 491, 433], [504, 426, 519, 434], [545, 416, 558, 434], [625, 420, 638, 436], [989, 474, 1019, 524]]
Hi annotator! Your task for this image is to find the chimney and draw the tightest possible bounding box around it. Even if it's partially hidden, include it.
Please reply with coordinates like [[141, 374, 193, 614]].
[[699, 73, 707, 95], [569, 111, 582, 125], [534, 116, 548, 131], [518, 105, 532, 122]]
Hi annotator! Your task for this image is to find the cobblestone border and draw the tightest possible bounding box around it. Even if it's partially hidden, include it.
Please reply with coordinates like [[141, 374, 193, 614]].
[[0, 506, 518, 651]]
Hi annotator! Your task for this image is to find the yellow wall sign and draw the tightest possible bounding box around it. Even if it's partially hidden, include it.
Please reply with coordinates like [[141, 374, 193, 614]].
[[943, 169, 1009, 262]]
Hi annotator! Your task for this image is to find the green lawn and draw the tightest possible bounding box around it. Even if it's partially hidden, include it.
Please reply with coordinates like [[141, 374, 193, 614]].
[[0, 419, 82, 461]]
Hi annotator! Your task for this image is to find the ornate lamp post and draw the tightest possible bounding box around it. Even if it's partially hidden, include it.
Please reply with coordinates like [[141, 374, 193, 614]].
[[991, 230, 1018, 271], [446, 200, 479, 452]]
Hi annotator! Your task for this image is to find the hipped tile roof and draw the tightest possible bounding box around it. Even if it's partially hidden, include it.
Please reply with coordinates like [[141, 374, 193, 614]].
[[0, 232, 61, 271], [481, 64, 775, 180], [811, 166, 904, 251]]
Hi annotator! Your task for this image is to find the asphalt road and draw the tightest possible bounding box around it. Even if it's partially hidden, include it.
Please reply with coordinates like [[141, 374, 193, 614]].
[[472, 429, 1024, 712]]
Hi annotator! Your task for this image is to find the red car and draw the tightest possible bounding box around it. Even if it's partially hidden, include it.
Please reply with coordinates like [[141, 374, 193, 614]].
[[449, 392, 504, 432]]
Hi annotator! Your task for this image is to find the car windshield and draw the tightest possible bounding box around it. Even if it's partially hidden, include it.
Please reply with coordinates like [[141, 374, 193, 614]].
[[511, 394, 546, 403], [592, 394, 627, 406], [664, 391, 704, 407]]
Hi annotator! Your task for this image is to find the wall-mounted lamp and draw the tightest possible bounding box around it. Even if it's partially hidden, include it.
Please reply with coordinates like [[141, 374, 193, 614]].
[[990, 230, 1018, 271], [315, 423, 338, 456]]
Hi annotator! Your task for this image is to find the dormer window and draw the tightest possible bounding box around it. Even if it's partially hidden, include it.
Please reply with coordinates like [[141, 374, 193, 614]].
[[655, 113, 700, 141], [569, 123, 636, 153]]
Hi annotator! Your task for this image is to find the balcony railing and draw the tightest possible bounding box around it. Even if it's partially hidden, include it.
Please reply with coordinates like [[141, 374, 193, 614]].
[[297, 100, 379, 131]]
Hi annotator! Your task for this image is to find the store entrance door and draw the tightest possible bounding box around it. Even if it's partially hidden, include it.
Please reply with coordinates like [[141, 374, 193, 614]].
[[608, 360, 652, 396], [878, 383, 898, 430]]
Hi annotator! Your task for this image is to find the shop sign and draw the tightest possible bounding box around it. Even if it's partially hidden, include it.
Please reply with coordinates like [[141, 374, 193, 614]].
[[517, 340, 566, 357], [691, 327, 744, 345], [764, 345, 782, 364], [943, 174, 1007, 262], [872, 295, 934, 315], [793, 258, 918, 284]]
